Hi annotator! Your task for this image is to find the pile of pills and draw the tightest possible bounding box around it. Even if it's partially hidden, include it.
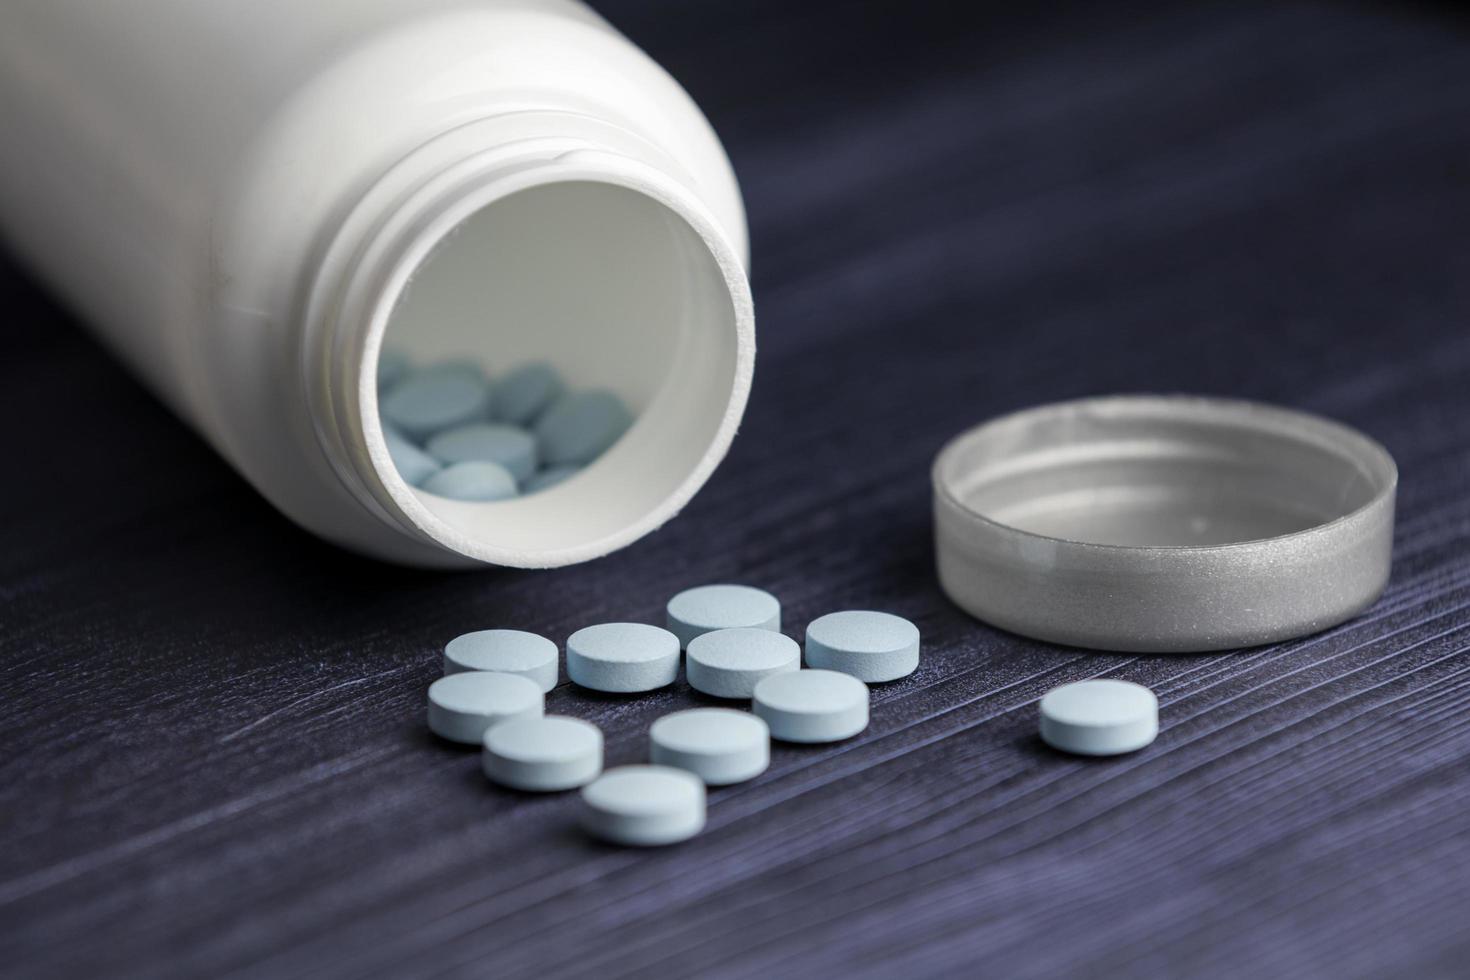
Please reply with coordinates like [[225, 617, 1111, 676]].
[[376, 350, 633, 500], [423, 583, 924, 846], [424, 583, 1162, 847]]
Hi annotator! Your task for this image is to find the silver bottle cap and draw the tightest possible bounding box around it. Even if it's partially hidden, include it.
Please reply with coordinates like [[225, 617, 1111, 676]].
[[933, 396, 1397, 652]]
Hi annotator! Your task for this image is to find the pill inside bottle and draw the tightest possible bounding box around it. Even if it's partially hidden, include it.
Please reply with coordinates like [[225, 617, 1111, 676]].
[[356, 179, 754, 569]]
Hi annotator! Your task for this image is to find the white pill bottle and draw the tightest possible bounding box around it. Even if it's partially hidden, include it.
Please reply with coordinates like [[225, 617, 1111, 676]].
[[0, 0, 753, 568]]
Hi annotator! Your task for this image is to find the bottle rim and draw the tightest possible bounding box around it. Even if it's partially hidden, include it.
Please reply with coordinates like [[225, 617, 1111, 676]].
[[305, 115, 754, 567]]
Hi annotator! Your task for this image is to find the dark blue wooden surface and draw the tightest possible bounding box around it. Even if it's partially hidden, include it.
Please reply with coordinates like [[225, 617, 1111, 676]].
[[3, 2, 1470, 976]]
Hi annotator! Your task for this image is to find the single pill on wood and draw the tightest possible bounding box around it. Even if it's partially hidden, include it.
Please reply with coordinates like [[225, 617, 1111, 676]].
[[383, 426, 441, 487], [580, 765, 706, 846], [380, 365, 492, 441], [494, 362, 565, 425], [566, 623, 680, 692], [522, 465, 582, 494], [666, 584, 781, 649], [650, 708, 770, 785], [1039, 679, 1158, 756], [686, 628, 800, 699], [420, 461, 519, 501], [425, 423, 538, 482], [753, 669, 868, 743], [443, 629, 559, 692], [804, 610, 920, 683], [483, 715, 603, 791], [377, 347, 412, 392], [427, 672, 543, 745], [535, 390, 634, 466]]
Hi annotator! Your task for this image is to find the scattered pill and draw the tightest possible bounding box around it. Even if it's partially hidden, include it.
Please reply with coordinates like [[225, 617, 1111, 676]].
[[666, 584, 781, 649], [804, 610, 920, 683], [483, 715, 603, 791], [753, 669, 869, 743], [443, 629, 559, 692], [535, 390, 634, 466], [420, 461, 519, 501], [377, 347, 412, 392], [1039, 679, 1158, 756], [522, 465, 582, 494], [686, 628, 800, 699], [494, 362, 565, 425], [384, 426, 441, 487], [650, 708, 769, 785], [427, 672, 543, 745], [426, 423, 538, 482], [381, 364, 492, 441], [566, 623, 681, 693], [580, 765, 706, 846]]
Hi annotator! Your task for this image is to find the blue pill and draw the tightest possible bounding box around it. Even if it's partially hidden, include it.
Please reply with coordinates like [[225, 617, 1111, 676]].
[[381, 362, 492, 441], [566, 623, 681, 693], [804, 610, 921, 683], [420, 461, 519, 501], [383, 427, 441, 487], [426, 423, 538, 482], [444, 629, 559, 693], [523, 465, 582, 494], [686, 628, 799, 699], [535, 390, 634, 466], [666, 584, 782, 650], [494, 362, 565, 425]]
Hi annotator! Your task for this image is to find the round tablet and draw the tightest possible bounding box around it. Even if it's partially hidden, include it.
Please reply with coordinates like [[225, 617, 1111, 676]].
[[650, 709, 770, 785], [427, 672, 543, 745], [383, 427, 441, 487], [426, 423, 538, 482], [580, 765, 706, 846], [804, 610, 920, 683], [380, 365, 492, 441], [1039, 679, 1158, 756], [686, 628, 800, 699], [566, 623, 680, 693], [535, 390, 634, 466], [443, 629, 559, 692], [420, 461, 519, 501], [493, 362, 564, 425], [753, 669, 869, 743], [666, 584, 782, 649], [483, 715, 603, 791]]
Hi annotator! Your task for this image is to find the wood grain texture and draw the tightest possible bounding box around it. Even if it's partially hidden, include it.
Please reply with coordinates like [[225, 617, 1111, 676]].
[[3, 2, 1469, 976]]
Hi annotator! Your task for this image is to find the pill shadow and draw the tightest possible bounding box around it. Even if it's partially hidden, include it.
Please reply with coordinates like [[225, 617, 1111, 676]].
[[450, 749, 582, 803], [467, 766, 579, 802], [685, 688, 745, 708], [551, 824, 649, 856], [1020, 732, 1150, 763], [554, 687, 667, 704], [423, 727, 484, 753]]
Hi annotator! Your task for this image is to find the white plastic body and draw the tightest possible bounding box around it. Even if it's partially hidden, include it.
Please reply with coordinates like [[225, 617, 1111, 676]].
[[0, 0, 753, 568]]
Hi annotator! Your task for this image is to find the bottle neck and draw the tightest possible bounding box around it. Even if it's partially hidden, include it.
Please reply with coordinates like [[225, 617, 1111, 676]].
[[303, 111, 754, 568]]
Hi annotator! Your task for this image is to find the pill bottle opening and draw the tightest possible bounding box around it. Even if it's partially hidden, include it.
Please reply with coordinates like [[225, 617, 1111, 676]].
[[361, 177, 752, 567], [936, 396, 1397, 549]]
